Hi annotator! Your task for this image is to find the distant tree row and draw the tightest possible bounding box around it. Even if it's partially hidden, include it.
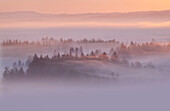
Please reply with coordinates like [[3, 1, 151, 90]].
[[108, 39, 170, 58], [1, 37, 119, 46], [1, 39, 29, 46]]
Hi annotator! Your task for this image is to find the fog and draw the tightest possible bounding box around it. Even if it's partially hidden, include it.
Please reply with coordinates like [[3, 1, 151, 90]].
[[1, 30, 170, 111], [1, 80, 170, 111], [1, 63, 170, 110], [1, 27, 170, 42]]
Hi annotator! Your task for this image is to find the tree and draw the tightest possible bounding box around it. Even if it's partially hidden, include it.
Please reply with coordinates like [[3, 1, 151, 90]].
[[75, 52, 78, 58], [44, 55, 50, 61], [90, 51, 95, 56], [40, 55, 44, 60], [57, 53, 61, 58], [3, 67, 10, 80], [75, 48, 79, 54], [103, 52, 107, 56], [81, 52, 85, 58], [79, 46, 83, 53], [98, 52, 109, 60], [13, 62, 17, 69], [109, 48, 115, 55], [69, 52, 73, 58], [95, 49, 101, 55], [69, 47, 74, 54], [18, 67, 25, 78], [111, 51, 119, 62], [60, 38, 63, 42], [130, 41, 134, 46], [120, 43, 127, 49], [18, 60, 22, 67], [33, 54, 39, 61]]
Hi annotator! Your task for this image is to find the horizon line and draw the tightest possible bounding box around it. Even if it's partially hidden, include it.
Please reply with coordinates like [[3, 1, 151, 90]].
[[0, 9, 170, 15]]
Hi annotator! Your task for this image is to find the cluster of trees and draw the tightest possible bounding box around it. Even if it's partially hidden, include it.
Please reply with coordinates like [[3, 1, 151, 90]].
[[1, 37, 119, 47], [115, 39, 170, 57], [33, 51, 110, 62], [3, 60, 25, 80], [2, 38, 170, 58], [69, 47, 83, 55], [77, 38, 118, 43], [1, 39, 29, 46], [3, 46, 156, 80], [2, 50, 119, 80], [30, 49, 155, 69]]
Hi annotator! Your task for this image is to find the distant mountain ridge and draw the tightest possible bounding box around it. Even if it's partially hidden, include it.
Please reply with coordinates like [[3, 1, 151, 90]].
[[1, 10, 170, 15], [0, 10, 170, 23]]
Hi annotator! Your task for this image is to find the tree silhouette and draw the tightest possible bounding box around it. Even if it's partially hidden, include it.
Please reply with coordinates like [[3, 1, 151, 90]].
[[3, 67, 10, 80], [33, 54, 39, 62], [111, 51, 119, 62], [18, 67, 25, 78]]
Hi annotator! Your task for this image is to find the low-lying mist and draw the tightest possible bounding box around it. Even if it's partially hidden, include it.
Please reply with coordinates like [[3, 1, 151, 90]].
[[1, 38, 170, 111]]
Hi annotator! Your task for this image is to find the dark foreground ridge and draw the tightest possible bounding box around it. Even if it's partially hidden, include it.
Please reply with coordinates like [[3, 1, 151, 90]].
[[3, 51, 118, 81], [2, 49, 155, 81]]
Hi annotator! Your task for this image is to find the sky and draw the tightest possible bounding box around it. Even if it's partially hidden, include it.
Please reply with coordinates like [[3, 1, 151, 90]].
[[0, 0, 170, 14], [0, 0, 170, 28]]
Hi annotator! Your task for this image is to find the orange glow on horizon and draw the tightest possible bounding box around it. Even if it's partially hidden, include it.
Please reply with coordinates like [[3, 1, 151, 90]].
[[1, 21, 170, 29], [0, 0, 170, 14]]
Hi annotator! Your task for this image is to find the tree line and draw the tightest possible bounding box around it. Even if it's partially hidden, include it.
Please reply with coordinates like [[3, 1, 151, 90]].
[[1, 37, 119, 46], [3, 47, 155, 81]]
